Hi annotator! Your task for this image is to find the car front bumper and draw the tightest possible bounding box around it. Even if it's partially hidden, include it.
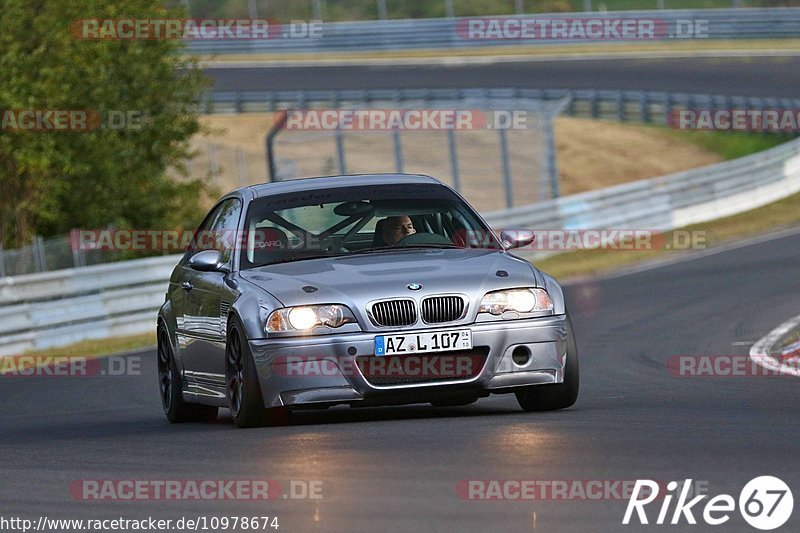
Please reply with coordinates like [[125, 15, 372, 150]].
[[249, 314, 569, 408]]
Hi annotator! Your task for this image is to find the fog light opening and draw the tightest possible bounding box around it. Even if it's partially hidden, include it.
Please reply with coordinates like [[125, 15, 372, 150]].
[[511, 346, 531, 367]]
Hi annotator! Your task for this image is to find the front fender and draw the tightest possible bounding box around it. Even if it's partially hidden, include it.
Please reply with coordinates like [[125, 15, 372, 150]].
[[539, 271, 566, 316], [229, 279, 283, 341]]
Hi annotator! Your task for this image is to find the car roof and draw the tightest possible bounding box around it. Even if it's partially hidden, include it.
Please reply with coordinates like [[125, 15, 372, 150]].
[[242, 173, 443, 199]]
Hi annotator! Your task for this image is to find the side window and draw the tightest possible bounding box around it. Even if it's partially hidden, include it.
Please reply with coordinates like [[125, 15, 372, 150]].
[[187, 198, 242, 264], [207, 198, 242, 264]]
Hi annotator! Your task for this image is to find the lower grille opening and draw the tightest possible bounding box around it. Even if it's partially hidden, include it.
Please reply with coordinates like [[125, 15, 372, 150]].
[[357, 347, 490, 387]]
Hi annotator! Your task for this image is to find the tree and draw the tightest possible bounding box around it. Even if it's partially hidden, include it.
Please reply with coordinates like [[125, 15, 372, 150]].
[[0, 0, 213, 249]]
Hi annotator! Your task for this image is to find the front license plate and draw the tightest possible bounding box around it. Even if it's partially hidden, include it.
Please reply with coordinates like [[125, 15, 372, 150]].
[[374, 329, 472, 356]]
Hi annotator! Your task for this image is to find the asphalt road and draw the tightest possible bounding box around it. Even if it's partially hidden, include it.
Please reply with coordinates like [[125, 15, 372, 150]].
[[2, 229, 799, 532], [206, 56, 800, 98]]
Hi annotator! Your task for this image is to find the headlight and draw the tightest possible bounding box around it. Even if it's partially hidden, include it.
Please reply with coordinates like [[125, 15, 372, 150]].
[[266, 304, 355, 333], [479, 288, 553, 316]]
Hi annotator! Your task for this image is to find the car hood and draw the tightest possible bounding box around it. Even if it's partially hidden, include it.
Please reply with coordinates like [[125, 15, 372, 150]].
[[238, 249, 540, 326]]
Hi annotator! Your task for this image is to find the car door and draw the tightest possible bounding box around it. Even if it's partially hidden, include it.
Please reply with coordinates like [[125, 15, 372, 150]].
[[180, 198, 242, 378], [172, 203, 224, 366]]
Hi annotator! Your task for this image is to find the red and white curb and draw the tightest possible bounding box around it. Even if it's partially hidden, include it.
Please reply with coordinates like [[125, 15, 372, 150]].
[[750, 313, 800, 377]]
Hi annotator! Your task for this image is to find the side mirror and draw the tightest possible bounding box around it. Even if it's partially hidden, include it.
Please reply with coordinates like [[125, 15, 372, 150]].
[[500, 229, 535, 250], [188, 250, 227, 272]]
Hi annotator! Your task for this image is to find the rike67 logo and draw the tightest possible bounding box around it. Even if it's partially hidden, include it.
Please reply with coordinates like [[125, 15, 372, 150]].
[[623, 476, 793, 530]]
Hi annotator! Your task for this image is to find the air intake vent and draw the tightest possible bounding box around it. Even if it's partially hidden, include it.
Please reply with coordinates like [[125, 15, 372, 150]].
[[370, 299, 417, 327], [422, 296, 465, 324]]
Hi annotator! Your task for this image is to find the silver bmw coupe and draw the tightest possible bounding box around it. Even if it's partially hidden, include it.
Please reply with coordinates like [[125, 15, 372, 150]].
[[157, 174, 578, 427]]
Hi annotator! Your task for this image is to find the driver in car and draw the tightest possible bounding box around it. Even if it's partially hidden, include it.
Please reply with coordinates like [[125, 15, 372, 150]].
[[378, 215, 416, 245]]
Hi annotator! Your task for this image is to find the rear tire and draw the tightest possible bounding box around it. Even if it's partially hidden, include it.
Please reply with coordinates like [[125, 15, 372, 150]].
[[515, 315, 579, 412], [157, 324, 218, 423], [226, 320, 289, 428]]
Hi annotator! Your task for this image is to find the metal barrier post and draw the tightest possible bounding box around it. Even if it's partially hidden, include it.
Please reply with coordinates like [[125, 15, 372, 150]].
[[444, 0, 454, 18], [393, 94, 404, 172], [393, 130, 404, 172], [33, 235, 44, 272], [246, 0, 258, 18], [641, 92, 650, 123], [0, 243, 5, 278], [543, 116, 560, 200], [236, 148, 247, 187], [333, 95, 347, 174], [498, 127, 513, 208], [70, 231, 81, 269], [447, 128, 461, 193], [265, 110, 288, 182], [312, 0, 323, 21], [336, 131, 347, 174]]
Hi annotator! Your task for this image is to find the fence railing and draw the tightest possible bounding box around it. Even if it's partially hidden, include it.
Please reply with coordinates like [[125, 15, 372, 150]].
[[203, 88, 800, 127], [186, 8, 800, 55], [1, 133, 799, 355], [3, 87, 799, 278]]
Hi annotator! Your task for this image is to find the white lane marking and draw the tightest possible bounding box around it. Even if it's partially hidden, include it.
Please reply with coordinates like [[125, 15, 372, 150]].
[[750, 313, 800, 377]]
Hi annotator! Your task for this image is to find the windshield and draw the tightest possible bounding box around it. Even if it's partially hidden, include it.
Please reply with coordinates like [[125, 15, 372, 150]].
[[239, 182, 502, 269]]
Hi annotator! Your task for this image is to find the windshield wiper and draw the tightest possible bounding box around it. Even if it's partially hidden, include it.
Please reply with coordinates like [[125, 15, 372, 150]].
[[251, 253, 345, 267], [346, 243, 462, 255]]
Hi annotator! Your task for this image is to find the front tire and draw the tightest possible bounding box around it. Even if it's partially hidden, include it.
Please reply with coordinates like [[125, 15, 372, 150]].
[[157, 324, 218, 423], [515, 315, 579, 412], [226, 320, 288, 428]]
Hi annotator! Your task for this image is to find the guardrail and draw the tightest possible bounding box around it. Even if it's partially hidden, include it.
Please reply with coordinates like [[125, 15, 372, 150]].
[[187, 8, 800, 55], [0, 255, 180, 355], [483, 135, 800, 231], [2, 133, 800, 355]]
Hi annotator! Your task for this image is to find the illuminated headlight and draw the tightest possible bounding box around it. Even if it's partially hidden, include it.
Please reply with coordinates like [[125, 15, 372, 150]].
[[266, 305, 355, 333], [479, 288, 553, 316]]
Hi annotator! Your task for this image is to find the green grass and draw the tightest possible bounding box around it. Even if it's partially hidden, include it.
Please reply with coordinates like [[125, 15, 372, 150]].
[[22, 332, 156, 358], [666, 129, 796, 160], [781, 331, 800, 351]]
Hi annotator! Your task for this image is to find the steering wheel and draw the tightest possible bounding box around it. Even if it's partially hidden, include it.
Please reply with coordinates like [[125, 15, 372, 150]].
[[396, 231, 454, 246]]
